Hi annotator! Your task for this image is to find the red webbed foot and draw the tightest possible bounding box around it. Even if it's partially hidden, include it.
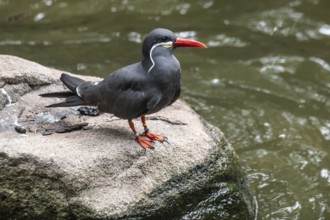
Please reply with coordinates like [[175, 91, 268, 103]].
[[143, 130, 166, 142], [135, 135, 154, 149], [140, 115, 168, 144]]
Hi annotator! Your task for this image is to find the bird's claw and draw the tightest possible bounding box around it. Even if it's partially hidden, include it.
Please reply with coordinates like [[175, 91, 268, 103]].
[[163, 137, 170, 144]]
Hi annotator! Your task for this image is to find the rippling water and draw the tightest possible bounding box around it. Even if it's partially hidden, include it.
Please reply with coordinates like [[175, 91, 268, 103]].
[[1, 0, 330, 219]]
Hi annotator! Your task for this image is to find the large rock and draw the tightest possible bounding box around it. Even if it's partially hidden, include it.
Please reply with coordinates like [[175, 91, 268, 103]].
[[0, 55, 255, 219]]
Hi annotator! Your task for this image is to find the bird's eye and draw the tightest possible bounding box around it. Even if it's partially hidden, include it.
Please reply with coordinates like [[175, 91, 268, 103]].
[[161, 36, 169, 42]]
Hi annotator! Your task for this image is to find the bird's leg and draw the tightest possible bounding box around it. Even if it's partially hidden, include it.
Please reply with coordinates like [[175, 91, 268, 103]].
[[141, 115, 166, 142], [128, 119, 153, 149]]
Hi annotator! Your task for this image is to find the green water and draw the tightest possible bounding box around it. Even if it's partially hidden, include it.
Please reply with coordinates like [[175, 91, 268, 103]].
[[1, 0, 330, 219]]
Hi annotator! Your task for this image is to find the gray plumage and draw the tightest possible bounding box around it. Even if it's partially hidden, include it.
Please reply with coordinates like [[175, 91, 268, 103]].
[[42, 28, 181, 120]]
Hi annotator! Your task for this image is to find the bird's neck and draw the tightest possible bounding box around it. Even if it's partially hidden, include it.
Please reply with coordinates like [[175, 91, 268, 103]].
[[144, 52, 181, 90], [142, 47, 174, 74]]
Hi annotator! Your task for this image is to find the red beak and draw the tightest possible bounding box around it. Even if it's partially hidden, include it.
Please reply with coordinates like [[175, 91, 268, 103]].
[[174, 38, 207, 48]]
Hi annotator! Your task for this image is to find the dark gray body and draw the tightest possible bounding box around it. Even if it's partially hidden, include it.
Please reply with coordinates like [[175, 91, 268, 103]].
[[85, 57, 180, 119]]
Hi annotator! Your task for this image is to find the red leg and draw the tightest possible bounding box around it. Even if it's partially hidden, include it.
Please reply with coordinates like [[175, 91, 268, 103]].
[[128, 119, 153, 149], [141, 116, 166, 142]]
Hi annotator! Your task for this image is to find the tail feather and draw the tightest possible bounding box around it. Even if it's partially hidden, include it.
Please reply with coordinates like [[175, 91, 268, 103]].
[[46, 96, 85, 107], [39, 91, 74, 98], [60, 73, 85, 93], [41, 73, 87, 108]]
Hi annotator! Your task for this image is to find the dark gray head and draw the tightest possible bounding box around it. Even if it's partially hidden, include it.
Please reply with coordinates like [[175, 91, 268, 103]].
[[142, 28, 177, 59], [141, 28, 207, 71]]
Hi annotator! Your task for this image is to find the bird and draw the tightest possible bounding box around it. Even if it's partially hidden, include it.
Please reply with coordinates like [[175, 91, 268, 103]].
[[41, 28, 207, 149]]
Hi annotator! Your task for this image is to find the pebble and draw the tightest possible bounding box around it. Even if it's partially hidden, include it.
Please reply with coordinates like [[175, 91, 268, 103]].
[[15, 125, 26, 134]]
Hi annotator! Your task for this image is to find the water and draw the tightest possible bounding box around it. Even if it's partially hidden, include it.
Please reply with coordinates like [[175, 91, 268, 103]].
[[1, 0, 330, 219]]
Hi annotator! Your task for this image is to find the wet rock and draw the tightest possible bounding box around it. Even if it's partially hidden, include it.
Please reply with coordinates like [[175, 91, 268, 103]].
[[0, 81, 5, 88], [0, 89, 8, 109], [0, 55, 255, 219], [0, 55, 59, 111], [2, 83, 32, 104]]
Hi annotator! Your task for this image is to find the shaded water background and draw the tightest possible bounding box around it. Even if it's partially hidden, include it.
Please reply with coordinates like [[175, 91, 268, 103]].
[[1, 0, 330, 219]]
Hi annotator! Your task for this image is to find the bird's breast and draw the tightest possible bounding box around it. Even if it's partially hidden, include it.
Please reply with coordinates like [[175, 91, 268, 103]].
[[146, 77, 181, 114]]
